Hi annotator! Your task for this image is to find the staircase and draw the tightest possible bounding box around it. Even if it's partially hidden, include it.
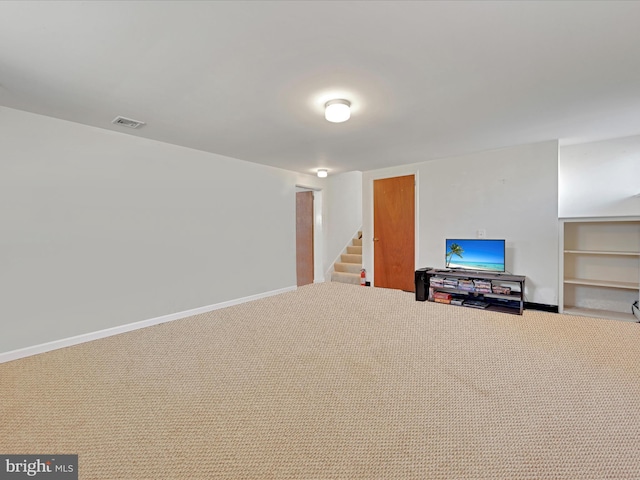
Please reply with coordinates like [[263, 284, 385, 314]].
[[331, 231, 363, 285]]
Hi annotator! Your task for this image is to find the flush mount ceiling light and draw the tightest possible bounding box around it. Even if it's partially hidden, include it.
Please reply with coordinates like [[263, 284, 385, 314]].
[[324, 99, 351, 123], [317, 169, 328, 178]]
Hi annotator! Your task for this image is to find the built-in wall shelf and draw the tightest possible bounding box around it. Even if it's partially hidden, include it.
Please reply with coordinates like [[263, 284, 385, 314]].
[[559, 217, 640, 322], [564, 278, 640, 290], [563, 307, 638, 323], [564, 250, 640, 256]]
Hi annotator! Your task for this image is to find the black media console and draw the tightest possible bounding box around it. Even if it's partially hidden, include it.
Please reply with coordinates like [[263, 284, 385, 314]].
[[415, 268, 526, 315]]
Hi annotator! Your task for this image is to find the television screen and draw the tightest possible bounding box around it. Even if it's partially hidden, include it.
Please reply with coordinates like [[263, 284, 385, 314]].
[[445, 239, 505, 272]]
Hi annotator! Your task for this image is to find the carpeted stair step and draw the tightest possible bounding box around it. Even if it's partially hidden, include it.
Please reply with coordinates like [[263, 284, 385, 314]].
[[331, 271, 361, 285], [331, 230, 363, 285], [334, 262, 362, 274], [341, 253, 362, 264]]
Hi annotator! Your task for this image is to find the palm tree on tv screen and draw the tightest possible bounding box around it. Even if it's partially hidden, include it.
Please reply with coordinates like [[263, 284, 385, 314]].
[[446, 243, 464, 268]]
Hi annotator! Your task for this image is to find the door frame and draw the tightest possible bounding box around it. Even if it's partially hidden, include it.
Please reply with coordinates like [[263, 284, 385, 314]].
[[295, 185, 324, 284], [362, 170, 419, 287]]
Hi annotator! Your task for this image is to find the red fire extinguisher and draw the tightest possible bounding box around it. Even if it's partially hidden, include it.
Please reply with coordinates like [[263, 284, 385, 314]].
[[360, 268, 366, 286]]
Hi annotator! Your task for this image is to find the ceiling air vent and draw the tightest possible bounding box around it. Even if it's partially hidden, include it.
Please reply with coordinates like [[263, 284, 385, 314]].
[[111, 116, 146, 129]]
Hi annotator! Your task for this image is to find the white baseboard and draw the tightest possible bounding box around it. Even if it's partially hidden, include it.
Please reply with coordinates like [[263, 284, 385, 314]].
[[0, 286, 297, 364]]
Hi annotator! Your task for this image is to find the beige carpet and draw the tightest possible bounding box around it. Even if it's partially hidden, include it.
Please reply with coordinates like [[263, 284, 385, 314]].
[[1, 282, 639, 479]]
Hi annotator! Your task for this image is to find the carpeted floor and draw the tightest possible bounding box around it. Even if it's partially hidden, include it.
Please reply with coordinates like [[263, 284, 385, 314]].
[[1, 282, 639, 479]]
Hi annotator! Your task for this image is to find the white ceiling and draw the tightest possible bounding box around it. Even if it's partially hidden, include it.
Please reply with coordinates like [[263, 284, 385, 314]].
[[2, 1, 640, 176]]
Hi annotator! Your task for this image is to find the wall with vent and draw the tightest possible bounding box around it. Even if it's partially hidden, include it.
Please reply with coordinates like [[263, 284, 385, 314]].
[[0, 107, 320, 355]]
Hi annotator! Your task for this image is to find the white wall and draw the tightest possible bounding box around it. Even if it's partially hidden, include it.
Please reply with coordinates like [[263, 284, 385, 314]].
[[322, 171, 363, 276], [0, 107, 321, 354], [559, 135, 640, 218], [363, 141, 559, 305]]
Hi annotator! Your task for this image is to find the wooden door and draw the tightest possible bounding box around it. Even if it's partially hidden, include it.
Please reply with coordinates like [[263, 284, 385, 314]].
[[373, 175, 415, 291], [296, 191, 314, 287]]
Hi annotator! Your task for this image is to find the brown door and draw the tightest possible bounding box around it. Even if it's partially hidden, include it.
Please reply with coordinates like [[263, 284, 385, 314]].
[[296, 191, 314, 286], [373, 175, 415, 291]]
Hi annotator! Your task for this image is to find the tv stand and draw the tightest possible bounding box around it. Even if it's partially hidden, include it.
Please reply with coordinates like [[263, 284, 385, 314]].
[[416, 269, 526, 315]]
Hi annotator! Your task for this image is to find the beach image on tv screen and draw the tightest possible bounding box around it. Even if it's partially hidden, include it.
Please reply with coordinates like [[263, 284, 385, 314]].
[[445, 239, 505, 272]]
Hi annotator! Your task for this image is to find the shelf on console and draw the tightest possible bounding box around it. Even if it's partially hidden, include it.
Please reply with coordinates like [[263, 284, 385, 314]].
[[447, 302, 522, 315], [421, 269, 526, 315], [431, 286, 521, 302]]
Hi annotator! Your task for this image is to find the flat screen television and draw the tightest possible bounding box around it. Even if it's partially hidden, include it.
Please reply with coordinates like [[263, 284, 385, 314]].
[[445, 239, 505, 272]]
